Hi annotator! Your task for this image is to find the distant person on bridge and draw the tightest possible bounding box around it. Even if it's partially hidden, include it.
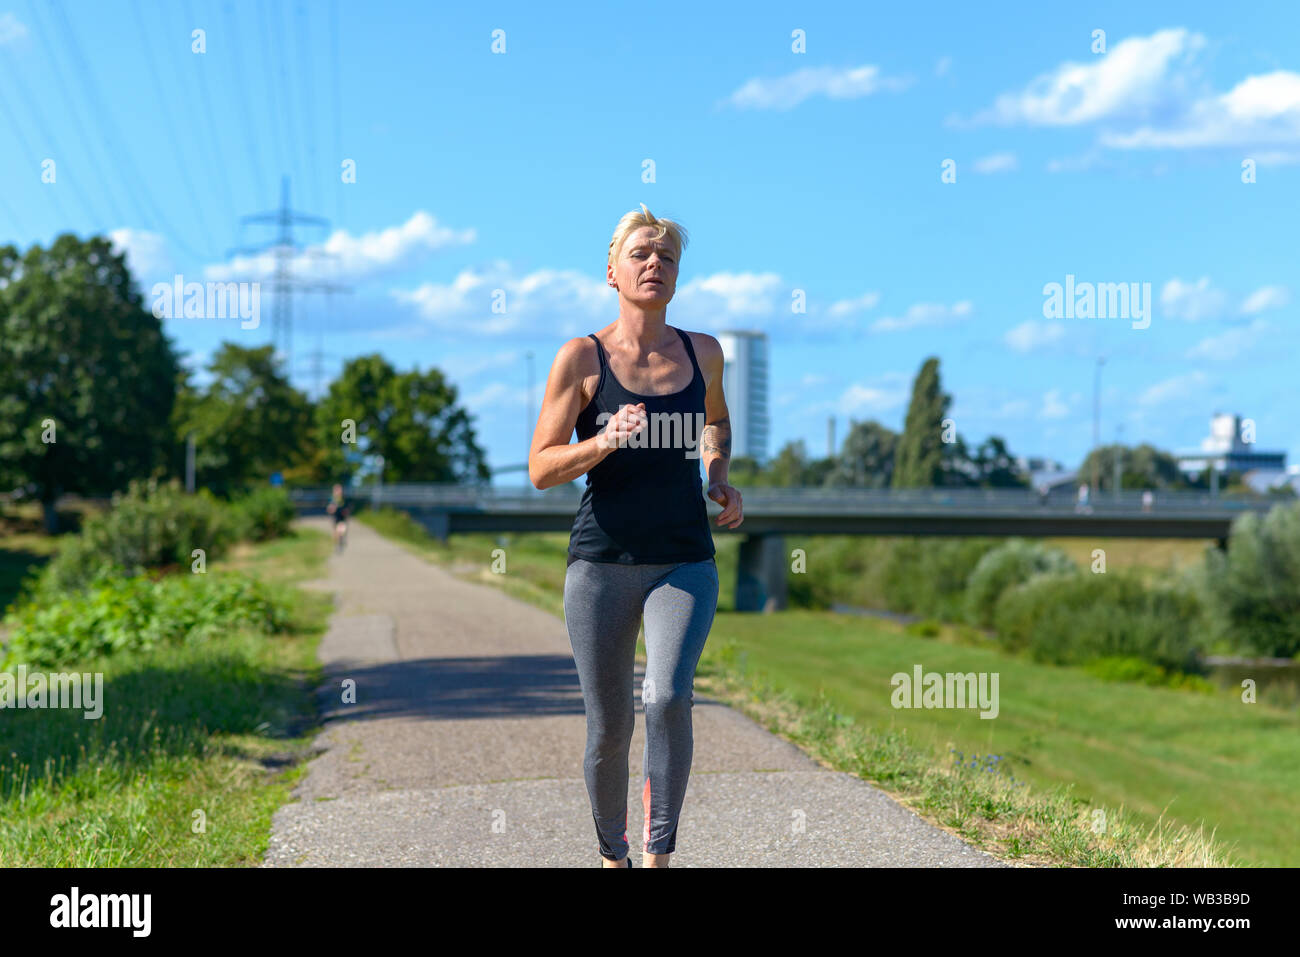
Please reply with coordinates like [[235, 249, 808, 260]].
[[529, 203, 743, 868], [326, 483, 350, 553], [1076, 482, 1091, 514]]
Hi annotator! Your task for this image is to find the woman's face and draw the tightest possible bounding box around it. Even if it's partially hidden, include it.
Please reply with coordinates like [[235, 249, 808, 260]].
[[609, 226, 678, 303]]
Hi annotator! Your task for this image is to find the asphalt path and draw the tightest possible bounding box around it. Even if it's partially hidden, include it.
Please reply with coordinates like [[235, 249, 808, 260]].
[[262, 517, 1005, 868]]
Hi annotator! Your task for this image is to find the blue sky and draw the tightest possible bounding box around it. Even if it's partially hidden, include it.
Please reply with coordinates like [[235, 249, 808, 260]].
[[2, 0, 1298, 480]]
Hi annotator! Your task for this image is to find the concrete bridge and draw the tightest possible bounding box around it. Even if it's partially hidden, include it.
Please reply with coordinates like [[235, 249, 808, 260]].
[[293, 484, 1282, 612]]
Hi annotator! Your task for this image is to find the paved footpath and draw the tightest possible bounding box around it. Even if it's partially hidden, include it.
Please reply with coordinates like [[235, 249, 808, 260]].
[[263, 517, 1006, 868]]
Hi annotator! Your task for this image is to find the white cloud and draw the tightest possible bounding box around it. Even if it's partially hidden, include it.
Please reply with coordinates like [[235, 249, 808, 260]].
[[972, 152, 1018, 174], [1138, 370, 1210, 406], [826, 290, 881, 317], [1239, 285, 1289, 315], [463, 381, 521, 409], [1004, 319, 1065, 353], [438, 349, 526, 381], [391, 266, 788, 337], [871, 300, 972, 333], [0, 13, 27, 46], [838, 382, 907, 415], [109, 228, 175, 281], [206, 211, 475, 284], [997, 398, 1032, 418], [969, 28, 1205, 127], [935, 56, 952, 78], [1103, 70, 1300, 149], [1046, 149, 1109, 173], [1185, 319, 1270, 360], [393, 261, 613, 336], [723, 64, 912, 111], [1253, 150, 1300, 166], [674, 271, 784, 322], [1160, 276, 1227, 321], [1040, 389, 1069, 419]]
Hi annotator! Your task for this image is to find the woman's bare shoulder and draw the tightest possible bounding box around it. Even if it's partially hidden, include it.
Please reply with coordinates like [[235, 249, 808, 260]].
[[548, 336, 603, 404], [681, 329, 723, 365]]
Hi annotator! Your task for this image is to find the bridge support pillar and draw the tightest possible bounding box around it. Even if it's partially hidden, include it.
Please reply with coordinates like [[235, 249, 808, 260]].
[[411, 510, 450, 542], [735, 534, 787, 613]]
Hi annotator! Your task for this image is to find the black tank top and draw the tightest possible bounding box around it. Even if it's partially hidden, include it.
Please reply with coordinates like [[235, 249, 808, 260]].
[[567, 326, 716, 565]]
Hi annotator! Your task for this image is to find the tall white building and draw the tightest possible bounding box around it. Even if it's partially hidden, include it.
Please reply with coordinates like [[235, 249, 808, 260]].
[[717, 330, 769, 464]]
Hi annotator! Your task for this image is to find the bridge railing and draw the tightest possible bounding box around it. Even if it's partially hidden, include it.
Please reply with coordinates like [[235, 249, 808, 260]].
[[289, 483, 1284, 515]]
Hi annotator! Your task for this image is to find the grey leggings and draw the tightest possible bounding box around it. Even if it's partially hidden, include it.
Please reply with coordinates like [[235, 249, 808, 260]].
[[563, 556, 719, 860]]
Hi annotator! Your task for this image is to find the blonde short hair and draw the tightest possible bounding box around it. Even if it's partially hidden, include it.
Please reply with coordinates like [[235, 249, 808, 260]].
[[607, 203, 689, 270]]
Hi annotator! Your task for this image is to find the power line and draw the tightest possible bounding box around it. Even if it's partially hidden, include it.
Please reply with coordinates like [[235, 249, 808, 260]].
[[295, 1, 321, 216], [0, 33, 112, 231], [0, 78, 80, 234], [223, 0, 269, 210], [330, 0, 343, 226], [24, 0, 130, 227], [0, 190, 29, 244], [273, 0, 304, 202], [127, 0, 219, 249], [46, 0, 213, 260], [181, 0, 238, 220], [255, 0, 290, 183]]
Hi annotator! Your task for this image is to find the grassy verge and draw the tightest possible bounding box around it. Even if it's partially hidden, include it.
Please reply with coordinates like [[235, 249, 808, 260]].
[[358, 511, 1293, 866], [0, 527, 333, 866]]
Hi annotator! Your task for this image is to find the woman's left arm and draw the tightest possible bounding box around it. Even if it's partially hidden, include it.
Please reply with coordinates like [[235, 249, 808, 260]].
[[693, 333, 743, 529]]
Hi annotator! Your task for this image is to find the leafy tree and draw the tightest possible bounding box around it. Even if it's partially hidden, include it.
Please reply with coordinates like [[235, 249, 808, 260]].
[[1204, 500, 1300, 657], [1078, 442, 1189, 492], [726, 455, 766, 489], [971, 435, 1028, 488], [173, 343, 315, 496], [891, 357, 950, 488], [0, 235, 179, 531], [825, 420, 897, 488], [314, 354, 490, 484]]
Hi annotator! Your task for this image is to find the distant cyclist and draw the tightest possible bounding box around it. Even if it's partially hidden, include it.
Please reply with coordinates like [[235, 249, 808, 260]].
[[326, 483, 350, 552]]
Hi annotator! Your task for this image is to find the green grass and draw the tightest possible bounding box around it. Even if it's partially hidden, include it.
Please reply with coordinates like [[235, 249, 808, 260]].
[[0, 526, 333, 866], [359, 515, 1295, 867], [0, 532, 60, 617], [698, 610, 1297, 866]]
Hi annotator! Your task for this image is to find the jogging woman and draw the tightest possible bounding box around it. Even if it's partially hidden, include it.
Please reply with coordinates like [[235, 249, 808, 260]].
[[529, 204, 743, 868]]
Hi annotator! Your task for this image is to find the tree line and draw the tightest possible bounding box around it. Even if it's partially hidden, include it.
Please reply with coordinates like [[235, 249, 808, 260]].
[[731, 356, 1217, 494], [0, 235, 489, 531]]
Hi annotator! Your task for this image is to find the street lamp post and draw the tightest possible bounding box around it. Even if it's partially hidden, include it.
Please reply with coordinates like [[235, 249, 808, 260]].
[[1114, 423, 1124, 501], [525, 350, 535, 494], [1091, 357, 1105, 499]]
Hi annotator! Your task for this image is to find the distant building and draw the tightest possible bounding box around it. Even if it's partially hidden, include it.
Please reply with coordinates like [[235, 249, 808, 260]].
[[1175, 413, 1286, 480], [717, 330, 769, 464]]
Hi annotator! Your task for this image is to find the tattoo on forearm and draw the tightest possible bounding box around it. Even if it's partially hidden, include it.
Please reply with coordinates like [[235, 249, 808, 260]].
[[703, 420, 731, 459]]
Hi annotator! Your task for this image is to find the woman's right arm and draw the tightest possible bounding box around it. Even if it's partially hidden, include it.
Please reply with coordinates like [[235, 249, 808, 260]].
[[528, 338, 645, 490]]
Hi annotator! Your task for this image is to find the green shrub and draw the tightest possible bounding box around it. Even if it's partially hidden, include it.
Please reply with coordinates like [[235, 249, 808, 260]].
[[1, 572, 290, 669], [965, 539, 1078, 627], [1082, 655, 1216, 693], [880, 538, 1001, 620], [1203, 500, 1300, 658], [992, 571, 1206, 672], [36, 480, 238, 596], [784, 536, 999, 617], [231, 487, 296, 542]]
